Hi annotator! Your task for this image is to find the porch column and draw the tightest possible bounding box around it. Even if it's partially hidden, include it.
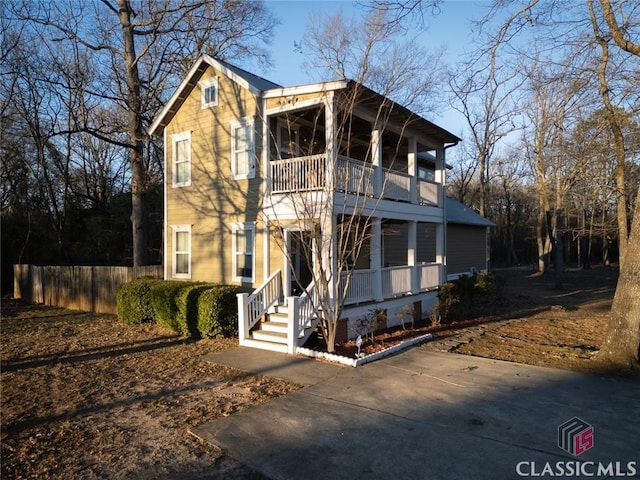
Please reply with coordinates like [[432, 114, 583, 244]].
[[371, 120, 383, 197], [282, 228, 291, 296], [371, 217, 384, 302], [325, 93, 337, 192], [407, 136, 418, 204], [408, 220, 418, 293]]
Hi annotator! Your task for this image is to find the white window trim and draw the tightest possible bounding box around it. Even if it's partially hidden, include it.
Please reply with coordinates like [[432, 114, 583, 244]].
[[230, 117, 256, 180], [172, 131, 191, 187], [200, 77, 218, 109], [232, 222, 256, 283], [172, 224, 192, 279]]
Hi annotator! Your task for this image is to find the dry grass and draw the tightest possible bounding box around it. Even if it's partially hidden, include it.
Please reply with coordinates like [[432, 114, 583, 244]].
[[1, 301, 300, 479]]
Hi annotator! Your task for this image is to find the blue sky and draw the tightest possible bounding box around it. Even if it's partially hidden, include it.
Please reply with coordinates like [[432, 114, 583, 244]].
[[257, 0, 492, 134]]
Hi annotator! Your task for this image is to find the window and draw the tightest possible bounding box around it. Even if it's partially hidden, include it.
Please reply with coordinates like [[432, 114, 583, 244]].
[[172, 131, 191, 187], [200, 78, 218, 108], [232, 223, 255, 282], [172, 225, 191, 278], [231, 118, 255, 179]]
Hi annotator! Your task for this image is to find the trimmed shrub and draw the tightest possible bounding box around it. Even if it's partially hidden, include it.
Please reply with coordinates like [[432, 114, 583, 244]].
[[175, 283, 213, 337], [117, 277, 162, 325], [150, 281, 193, 333], [197, 285, 243, 338], [474, 271, 494, 295]]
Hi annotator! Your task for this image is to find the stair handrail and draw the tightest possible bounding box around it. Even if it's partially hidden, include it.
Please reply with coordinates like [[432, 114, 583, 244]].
[[297, 280, 317, 331], [286, 280, 319, 354], [238, 270, 282, 341]]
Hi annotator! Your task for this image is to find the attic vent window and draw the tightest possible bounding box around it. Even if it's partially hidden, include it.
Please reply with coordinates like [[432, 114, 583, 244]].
[[201, 78, 218, 108]]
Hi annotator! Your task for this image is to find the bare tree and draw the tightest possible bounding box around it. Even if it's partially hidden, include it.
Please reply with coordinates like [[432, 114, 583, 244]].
[[448, 14, 525, 217], [593, 0, 640, 368], [269, 6, 448, 352], [8, 0, 277, 265], [588, 0, 630, 267]]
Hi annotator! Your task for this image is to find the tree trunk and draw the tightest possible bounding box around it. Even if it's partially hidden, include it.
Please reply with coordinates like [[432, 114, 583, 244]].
[[117, 0, 147, 266], [599, 186, 640, 368]]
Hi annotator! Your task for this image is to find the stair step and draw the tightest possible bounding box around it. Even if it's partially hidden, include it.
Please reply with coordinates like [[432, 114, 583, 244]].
[[268, 304, 289, 315], [240, 338, 288, 353], [251, 330, 288, 344], [260, 320, 288, 334], [267, 312, 288, 322]]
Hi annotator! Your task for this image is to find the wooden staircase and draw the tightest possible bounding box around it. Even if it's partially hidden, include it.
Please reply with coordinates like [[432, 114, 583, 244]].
[[238, 271, 320, 354], [241, 301, 319, 353]]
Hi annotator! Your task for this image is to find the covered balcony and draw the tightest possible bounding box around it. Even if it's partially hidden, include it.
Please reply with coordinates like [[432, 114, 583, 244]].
[[266, 103, 446, 209], [270, 154, 441, 206]]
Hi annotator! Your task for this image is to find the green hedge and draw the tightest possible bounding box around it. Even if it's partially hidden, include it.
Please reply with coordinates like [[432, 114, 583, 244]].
[[117, 279, 242, 338], [197, 285, 243, 338], [149, 280, 193, 333], [176, 284, 213, 337], [116, 278, 162, 324]]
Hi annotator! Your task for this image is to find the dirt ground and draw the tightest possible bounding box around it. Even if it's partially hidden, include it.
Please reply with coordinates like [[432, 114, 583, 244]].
[[1, 301, 299, 480], [425, 265, 636, 376], [1, 265, 634, 479]]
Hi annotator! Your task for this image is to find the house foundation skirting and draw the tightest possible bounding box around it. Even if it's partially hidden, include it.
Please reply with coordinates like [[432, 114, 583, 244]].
[[340, 290, 438, 341]]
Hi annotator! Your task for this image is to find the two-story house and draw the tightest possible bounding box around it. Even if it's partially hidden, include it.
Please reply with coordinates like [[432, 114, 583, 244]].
[[149, 55, 467, 354]]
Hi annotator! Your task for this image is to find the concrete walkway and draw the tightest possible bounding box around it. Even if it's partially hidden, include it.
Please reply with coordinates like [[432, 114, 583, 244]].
[[194, 346, 640, 480]]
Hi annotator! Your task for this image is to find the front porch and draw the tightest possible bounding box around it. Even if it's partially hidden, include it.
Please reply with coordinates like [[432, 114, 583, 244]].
[[236, 260, 443, 354]]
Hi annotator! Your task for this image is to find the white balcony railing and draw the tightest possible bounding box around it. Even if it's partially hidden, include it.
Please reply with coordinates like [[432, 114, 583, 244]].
[[271, 154, 326, 193], [382, 168, 411, 202], [271, 155, 442, 207], [336, 156, 375, 196], [418, 179, 439, 205]]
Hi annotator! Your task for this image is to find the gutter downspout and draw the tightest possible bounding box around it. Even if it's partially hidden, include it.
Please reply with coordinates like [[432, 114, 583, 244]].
[[442, 140, 459, 283]]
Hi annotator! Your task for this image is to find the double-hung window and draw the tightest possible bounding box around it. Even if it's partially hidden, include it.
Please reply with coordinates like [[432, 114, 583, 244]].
[[172, 225, 191, 278], [230, 117, 255, 180], [200, 78, 218, 108], [172, 131, 191, 187], [232, 223, 255, 282]]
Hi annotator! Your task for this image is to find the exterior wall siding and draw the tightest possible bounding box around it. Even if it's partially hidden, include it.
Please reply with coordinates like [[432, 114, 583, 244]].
[[165, 66, 265, 287], [446, 224, 487, 275]]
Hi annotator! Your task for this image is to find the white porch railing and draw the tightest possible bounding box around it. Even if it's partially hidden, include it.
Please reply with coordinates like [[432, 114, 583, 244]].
[[382, 168, 411, 202], [418, 179, 439, 205], [381, 265, 412, 298], [340, 269, 376, 304], [419, 263, 441, 290], [237, 269, 282, 341], [340, 263, 442, 305]]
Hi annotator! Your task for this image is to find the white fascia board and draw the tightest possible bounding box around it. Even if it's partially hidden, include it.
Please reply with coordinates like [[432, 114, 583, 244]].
[[262, 80, 349, 99], [149, 56, 208, 135], [201, 54, 262, 96]]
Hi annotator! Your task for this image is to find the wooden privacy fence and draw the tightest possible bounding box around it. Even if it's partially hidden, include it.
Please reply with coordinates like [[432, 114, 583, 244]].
[[13, 264, 163, 314]]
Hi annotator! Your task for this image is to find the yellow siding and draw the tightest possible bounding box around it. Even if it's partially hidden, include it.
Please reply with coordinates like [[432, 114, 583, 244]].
[[266, 90, 328, 111], [165, 66, 266, 287]]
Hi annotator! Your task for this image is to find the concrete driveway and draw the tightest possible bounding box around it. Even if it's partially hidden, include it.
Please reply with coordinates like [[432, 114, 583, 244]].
[[193, 346, 640, 480]]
